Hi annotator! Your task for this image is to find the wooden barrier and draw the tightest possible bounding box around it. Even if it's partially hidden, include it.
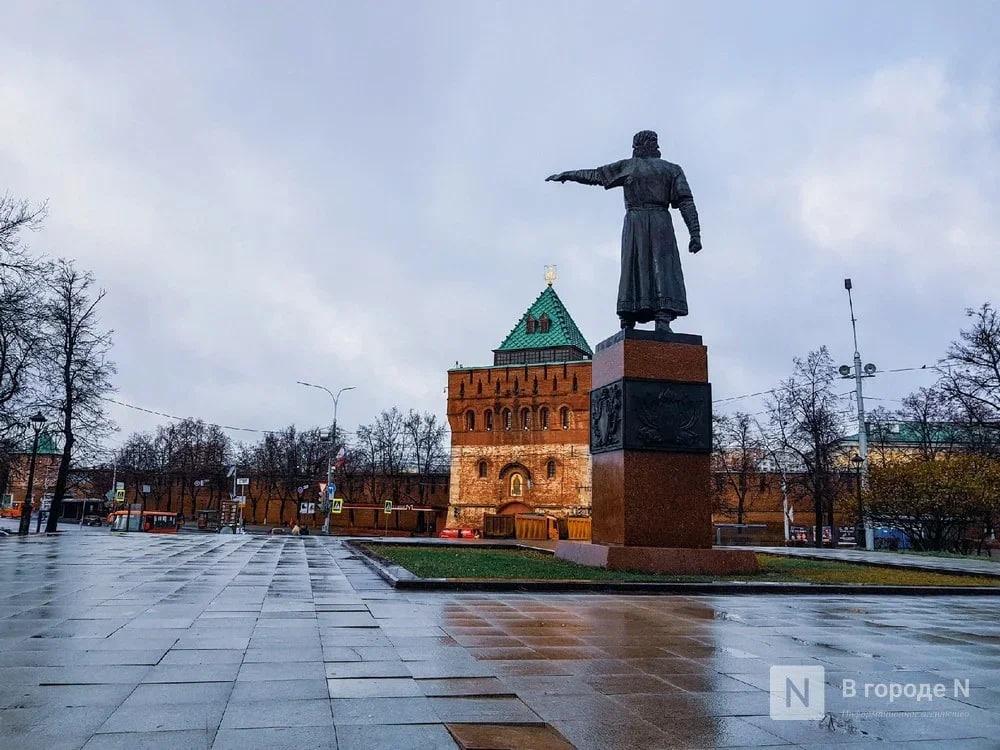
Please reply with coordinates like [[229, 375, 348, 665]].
[[565, 517, 592, 541], [516, 514, 560, 541], [483, 514, 516, 539]]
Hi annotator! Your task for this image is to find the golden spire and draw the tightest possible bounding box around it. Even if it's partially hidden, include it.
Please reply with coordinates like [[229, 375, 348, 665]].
[[544, 265, 557, 286]]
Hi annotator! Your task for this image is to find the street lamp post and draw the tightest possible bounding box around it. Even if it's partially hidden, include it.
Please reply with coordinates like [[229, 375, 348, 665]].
[[839, 278, 876, 550], [296, 382, 355, 534], [17, 413, 47, 536], [851, 453, 864, 548]]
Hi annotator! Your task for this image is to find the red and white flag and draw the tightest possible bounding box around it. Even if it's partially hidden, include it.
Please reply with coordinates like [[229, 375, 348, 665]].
[[333, 447, 347, 468]]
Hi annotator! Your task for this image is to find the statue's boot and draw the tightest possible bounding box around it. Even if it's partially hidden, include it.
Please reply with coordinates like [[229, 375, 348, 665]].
[[619, 315, 635, 330], [654, 312, 675, 333]]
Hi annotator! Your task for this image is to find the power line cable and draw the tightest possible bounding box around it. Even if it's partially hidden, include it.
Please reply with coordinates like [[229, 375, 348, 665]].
[[101, 396, 360, 438], [713, 363, 938, 405]]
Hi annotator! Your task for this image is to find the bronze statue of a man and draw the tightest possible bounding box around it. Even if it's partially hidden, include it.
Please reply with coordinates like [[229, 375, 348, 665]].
[[547, 130, 701, 332]]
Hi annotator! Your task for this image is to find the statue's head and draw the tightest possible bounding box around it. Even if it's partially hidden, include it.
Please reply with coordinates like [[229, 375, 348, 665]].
[[632, 130, 660, 158]]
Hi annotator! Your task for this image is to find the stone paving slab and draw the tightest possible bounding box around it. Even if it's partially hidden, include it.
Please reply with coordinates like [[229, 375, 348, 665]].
[[0, 532, 998, 749]]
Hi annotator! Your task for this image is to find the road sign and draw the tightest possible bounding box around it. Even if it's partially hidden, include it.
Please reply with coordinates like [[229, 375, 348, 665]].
[[331, 498, 343, 514], [116, 482, 125, 490], [300, 502, 316, 515], [105, 489, 115, 502], [236, 478, 249, 486], [383, 500, 393, 514], [114, 489, 126, 501], [141, 484, 151, 494], [235, 496, 246, 505], [326, 483, 336, 498]]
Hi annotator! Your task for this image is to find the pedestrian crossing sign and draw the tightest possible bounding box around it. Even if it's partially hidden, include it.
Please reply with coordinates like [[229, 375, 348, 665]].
[[114, 489, 126, 502], [383, 500, 393, 514], [331, 498, 343, 514]]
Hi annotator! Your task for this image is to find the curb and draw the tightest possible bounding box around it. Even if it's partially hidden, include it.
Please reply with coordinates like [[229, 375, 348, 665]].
[[345, 541, 1000, 596]]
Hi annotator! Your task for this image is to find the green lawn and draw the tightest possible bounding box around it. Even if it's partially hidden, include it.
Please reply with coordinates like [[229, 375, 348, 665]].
[[360, 544, 1000, 587]]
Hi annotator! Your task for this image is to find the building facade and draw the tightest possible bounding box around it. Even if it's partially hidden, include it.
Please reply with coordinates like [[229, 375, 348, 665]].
[[0, 433, 63, 506], [447, 284, 593, 529]]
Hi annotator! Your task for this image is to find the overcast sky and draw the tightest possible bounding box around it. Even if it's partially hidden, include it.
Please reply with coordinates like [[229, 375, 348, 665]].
[[2, 1, 998, 447]]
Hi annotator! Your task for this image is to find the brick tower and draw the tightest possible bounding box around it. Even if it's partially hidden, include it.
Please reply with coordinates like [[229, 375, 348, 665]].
[[446, 282, 593, 530]]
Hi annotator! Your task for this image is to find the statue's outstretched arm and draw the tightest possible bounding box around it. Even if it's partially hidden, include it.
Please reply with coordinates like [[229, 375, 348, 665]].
[[547, 161, 627, 188], [546, 168, 606, 186]]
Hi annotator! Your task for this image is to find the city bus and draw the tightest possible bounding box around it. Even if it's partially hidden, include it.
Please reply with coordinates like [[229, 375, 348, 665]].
[[109, 510, 180, 534]]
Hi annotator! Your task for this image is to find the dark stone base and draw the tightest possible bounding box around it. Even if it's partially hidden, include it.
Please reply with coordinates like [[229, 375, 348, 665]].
[[555, 541, 760, 576]]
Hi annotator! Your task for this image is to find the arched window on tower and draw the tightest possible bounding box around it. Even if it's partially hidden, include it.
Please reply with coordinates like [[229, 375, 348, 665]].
[[552, 378, 558, 392], [540, 407, 550, 430], [526, 315, 537, 334], [510, 474, 523, 497], [520, 408, 531, 430], [459, 382, 465, 398], [495, 381, 501, 395], [477, 381, 483, 395], [484, 409, 493, 431], [560, 407, 570, 430], [539, 314, 551, 333], [465, 410, 475, 431], [532, 377, 538, 394], [503, 408, 512, 431], [513, 378, 519, 394], [547, 460, 556, 479], [572, 374, 578, 392], [478, 460, 488, 479]]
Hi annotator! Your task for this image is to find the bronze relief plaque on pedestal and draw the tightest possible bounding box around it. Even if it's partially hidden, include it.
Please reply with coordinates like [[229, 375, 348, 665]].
[[591, 379, 712, 455]]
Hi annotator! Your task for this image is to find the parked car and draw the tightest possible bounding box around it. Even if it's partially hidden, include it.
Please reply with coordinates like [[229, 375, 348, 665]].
[[438, 528, 480, 539], [82, 515, 104, 527]]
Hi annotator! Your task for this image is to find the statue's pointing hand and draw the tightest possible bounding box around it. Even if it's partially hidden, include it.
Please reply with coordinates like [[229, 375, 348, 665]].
[[546, 173, 568, 183], [689, 236, 702, 254]]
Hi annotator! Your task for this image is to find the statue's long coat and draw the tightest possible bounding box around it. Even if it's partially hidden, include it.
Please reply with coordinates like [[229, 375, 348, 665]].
[[564, 157, 700, 322]]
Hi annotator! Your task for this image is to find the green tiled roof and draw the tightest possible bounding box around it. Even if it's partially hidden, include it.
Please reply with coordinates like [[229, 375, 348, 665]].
[[495, 286, 592, 356], [37, 433, 61, 455], [13, 432, 61, 456]]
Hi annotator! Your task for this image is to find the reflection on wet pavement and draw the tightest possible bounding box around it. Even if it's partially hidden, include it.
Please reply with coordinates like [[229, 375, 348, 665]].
[[0, 533, 996, 749]]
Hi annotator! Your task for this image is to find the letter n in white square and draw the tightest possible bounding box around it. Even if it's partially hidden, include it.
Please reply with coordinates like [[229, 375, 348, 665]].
[[770, 665, 825, 720]]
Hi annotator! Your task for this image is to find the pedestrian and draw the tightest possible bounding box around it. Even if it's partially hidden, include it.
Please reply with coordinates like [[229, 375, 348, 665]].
[[300, 525, 309, 536], [291, 522, 300, 535]]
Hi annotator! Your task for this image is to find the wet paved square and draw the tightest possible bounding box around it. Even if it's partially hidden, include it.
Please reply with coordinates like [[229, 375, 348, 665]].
[[0, 532, 997, 749]]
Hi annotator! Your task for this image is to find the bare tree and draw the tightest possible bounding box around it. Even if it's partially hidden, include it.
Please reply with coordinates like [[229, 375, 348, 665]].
[[42, 260, 116, 531], [713, 411, 766, 525], [0, 194, 46, 272], [938, 303, 1000, 455], [355, 407, 408, 502], [0, 195, 47, 449], [114, 431, 160, 503], [0, 279, 43, 438], [769, 347, 847, 547], [897, 386, 962, 460]]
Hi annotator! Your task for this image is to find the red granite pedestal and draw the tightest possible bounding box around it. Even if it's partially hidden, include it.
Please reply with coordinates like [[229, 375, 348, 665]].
[[555, 329, 759, 576]]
